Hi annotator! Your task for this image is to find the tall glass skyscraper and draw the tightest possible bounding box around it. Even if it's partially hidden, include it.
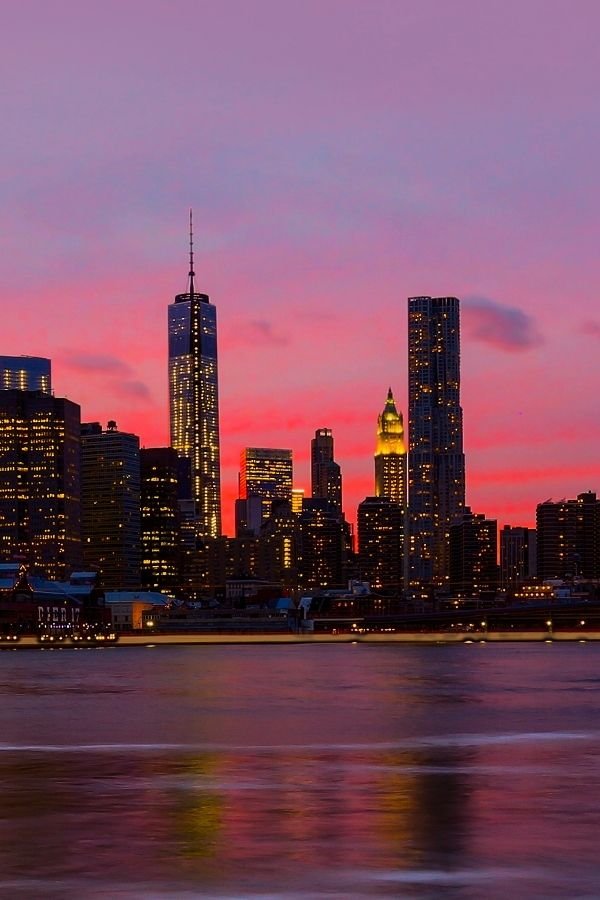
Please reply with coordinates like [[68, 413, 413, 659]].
[[408, 296, 465, 587], [168, 214, 221, 539]]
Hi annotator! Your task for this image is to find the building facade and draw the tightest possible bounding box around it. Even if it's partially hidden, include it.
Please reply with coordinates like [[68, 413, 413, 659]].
[[81, 421, 141, 589], [238, 447, 293, 532], [0, 356, 51, 393], [449, 508, 498, 595], [168, 215, 221, 538], [500, 525, 537, 590], [140, 447, 181, 593], [408, 296, 465, 587], [357, 496, 404, 592], [536, 492, 600, 580], [374, 388, 407, 507], [311, 428, 342, 514], [0, 390, 81, 578]]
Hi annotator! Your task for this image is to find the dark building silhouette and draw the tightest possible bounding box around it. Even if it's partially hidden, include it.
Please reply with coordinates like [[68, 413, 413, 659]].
[[500, 525, 537, 590], [0, 390, 81, 578], [81, 421, 140, 589], [140, 447, 181, 593], [408, 296, 465, 587], [311, 428, 342, 514], [239, 447, 293, 533], [168, 212, 221, 538], [297, 499, 349, 591], [536, 492, 600, 580], [0, 356, 51, 393], [357, 496, 404, 592], [449, 508, 498, 595]]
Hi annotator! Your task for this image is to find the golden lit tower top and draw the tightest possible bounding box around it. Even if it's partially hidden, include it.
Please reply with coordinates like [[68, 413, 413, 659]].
[[374, 388, 407, 507]]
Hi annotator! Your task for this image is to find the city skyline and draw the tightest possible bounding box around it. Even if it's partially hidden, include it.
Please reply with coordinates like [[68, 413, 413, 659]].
[[1, 2, 599, 536]]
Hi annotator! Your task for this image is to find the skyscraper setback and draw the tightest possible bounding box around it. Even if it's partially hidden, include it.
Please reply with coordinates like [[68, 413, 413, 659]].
[[168, 213, 222, 538], [311, 428, 342, 513], [408, 296, 465, 586]]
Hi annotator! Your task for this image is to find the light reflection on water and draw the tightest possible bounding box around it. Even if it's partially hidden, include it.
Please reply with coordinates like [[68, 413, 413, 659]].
[[0, 644, 599, 898]]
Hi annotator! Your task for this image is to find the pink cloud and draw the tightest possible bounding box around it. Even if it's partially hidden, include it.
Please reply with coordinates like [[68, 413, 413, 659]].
[[463, 297, 543, 352]]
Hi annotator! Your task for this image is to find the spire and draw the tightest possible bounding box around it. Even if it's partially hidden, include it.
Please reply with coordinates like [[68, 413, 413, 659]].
[[188, 208, 195, 295]]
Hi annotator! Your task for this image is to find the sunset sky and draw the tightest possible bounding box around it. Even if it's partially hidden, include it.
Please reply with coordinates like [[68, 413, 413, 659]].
[[1, 0, 599, 535]]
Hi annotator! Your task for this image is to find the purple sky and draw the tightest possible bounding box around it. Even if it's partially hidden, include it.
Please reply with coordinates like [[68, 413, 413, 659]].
[[1, 0, 599, 533]]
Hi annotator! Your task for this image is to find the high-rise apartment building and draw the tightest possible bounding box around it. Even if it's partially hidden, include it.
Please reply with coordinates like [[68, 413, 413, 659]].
[[239, 448, 293, 531], [311, 428, 342, 513], [0, 356, 51, 393], [375, 388, 407, 507], [500, 526, 537, 589], [536, 492, 600, 580], [357, 496, 404, 592], [0, 390, 81, 577], [408, 296, 465, 586], [449, 508, 498, 595], [80, 421, 140, 588], [140, 447, 181, 592], [168, 213, 221, 538]]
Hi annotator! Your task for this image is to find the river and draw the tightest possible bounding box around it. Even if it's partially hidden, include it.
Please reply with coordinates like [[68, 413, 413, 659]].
[[1, 642, 599, 898]]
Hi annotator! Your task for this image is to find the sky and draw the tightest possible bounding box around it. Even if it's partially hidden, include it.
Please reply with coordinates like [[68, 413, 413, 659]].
[[1, 0, 599, 535]]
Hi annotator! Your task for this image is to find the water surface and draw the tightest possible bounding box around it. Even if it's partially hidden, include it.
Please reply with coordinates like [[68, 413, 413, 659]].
[[1, 643, 599, 897]]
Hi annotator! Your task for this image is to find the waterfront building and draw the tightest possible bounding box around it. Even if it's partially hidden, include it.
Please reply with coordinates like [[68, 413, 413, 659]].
[[449, 508, 498, 595], [168, 212, 221, 538], [81, 421, 140, 589], [408, 296, 465, 587], [357, 496, 404, 592], [536, 492, 600, 580], [0, 356, 51, 393], [239, 447, 293, 532], [374, 388, 407, 507], [0, 390, 81, 578], [500, 526, 537, 590], [311, 428, 342, 514], [140, 447, 181, 593]]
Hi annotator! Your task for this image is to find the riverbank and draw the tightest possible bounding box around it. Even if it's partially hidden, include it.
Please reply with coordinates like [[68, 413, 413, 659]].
[[4, 629, 598, 647]]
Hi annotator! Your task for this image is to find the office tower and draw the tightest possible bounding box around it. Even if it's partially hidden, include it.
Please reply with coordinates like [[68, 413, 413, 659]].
[[536, 492, 600, 580], [449, 508, 498, 595], [311, 428, 342, 513], [0, 390, 81, 578], [0, 356, 51, 393], [168, 212, 221, 538], [235, 495, 263, 537], [140, 447, 181, 592], [297, 498, 349, 591], [500, 526, 537, 590], [291, 488, 305, 514], [81, 421, 140, 588], [375, 388, 407, 507], [408, 296, 465, 586], [239, 448, 293, 531], [357, 496, 404, 592]]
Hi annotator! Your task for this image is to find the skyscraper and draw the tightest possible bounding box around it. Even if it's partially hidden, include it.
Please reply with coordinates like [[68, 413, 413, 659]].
[[80, 421, 141, 588], [0, 356, 51, 393], [168, 212, 221, 538], [408, 296, 465, 587], [311, 428, 342, 513], [374, 388, 407, 508], [0, 390, 81, 577], [239, 448, 293, 531], [357, 496, 404, 592], [140, 447, 181, 592]]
